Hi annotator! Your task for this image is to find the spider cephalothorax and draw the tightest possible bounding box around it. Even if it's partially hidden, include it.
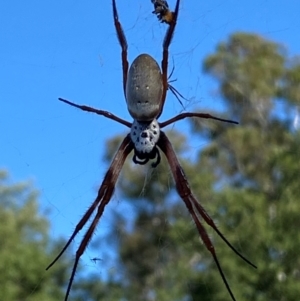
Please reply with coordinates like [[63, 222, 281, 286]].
[[130, 119, 161, 167], [47, 1, 256, 300]]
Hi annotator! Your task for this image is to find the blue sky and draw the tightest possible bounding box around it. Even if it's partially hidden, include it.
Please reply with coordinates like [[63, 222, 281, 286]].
[[1, 0, 300, 277]]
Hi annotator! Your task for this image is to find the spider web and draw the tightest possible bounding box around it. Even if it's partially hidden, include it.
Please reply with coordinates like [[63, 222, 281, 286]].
[[1, 0, 299, 300]]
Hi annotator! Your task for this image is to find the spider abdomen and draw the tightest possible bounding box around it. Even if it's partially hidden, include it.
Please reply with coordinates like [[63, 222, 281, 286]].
[[126, 54, 163, 121]]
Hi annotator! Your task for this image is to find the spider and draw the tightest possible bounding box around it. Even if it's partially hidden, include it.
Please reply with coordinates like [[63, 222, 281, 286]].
[[47, 0, 256, 300]]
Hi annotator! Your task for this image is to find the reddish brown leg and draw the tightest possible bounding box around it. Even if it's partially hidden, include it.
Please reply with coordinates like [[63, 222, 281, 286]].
[[112, 0, 129, 97], [159, 112, 239, 128], [158, 0, 181, 118], [157, 131, 256, 301], [59, 98, 131, 128], [46, 135, 134, 301]]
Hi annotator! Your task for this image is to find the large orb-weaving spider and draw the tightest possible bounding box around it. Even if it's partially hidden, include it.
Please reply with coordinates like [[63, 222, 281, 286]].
[[47, 0, 256, 300]]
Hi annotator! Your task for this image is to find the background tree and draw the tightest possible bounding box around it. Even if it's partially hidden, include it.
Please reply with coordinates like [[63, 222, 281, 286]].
[[87, 32, 300, 301], [4, 31, 297, 301], [0, 170, 76, 301], [193, 32, 300, 301]]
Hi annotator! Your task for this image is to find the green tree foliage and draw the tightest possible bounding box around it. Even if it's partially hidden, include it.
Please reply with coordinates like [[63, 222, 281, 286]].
[[85, 32, 300, 301], [197, 32, 300, 301], [0, 171, 72, 301]]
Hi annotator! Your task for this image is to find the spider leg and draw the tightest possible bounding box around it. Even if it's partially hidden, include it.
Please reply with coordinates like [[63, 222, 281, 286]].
[[157, 131, 256, 301], [159, 112, 239, 128], [112, 0, 129, 97], [166, 57, 188, 109], [190, 195, 257, 268], [158, 0, 180, 118], [59, 98, 131, 128], [168, 84, 187, 109], [46, 135, 134, 301]]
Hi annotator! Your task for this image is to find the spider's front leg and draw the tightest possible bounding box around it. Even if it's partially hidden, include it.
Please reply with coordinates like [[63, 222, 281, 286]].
[[158, 0, 181, 117], [112, 0, 129, 97]]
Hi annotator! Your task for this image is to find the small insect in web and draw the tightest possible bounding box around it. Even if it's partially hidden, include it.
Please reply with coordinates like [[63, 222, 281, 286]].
[[46, 0, 256, 300], [90, 257, 102, 264], [151, 0, 175, 24]]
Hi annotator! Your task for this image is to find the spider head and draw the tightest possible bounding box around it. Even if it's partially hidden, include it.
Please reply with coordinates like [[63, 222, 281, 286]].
[[130, 119, 161, 167]]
